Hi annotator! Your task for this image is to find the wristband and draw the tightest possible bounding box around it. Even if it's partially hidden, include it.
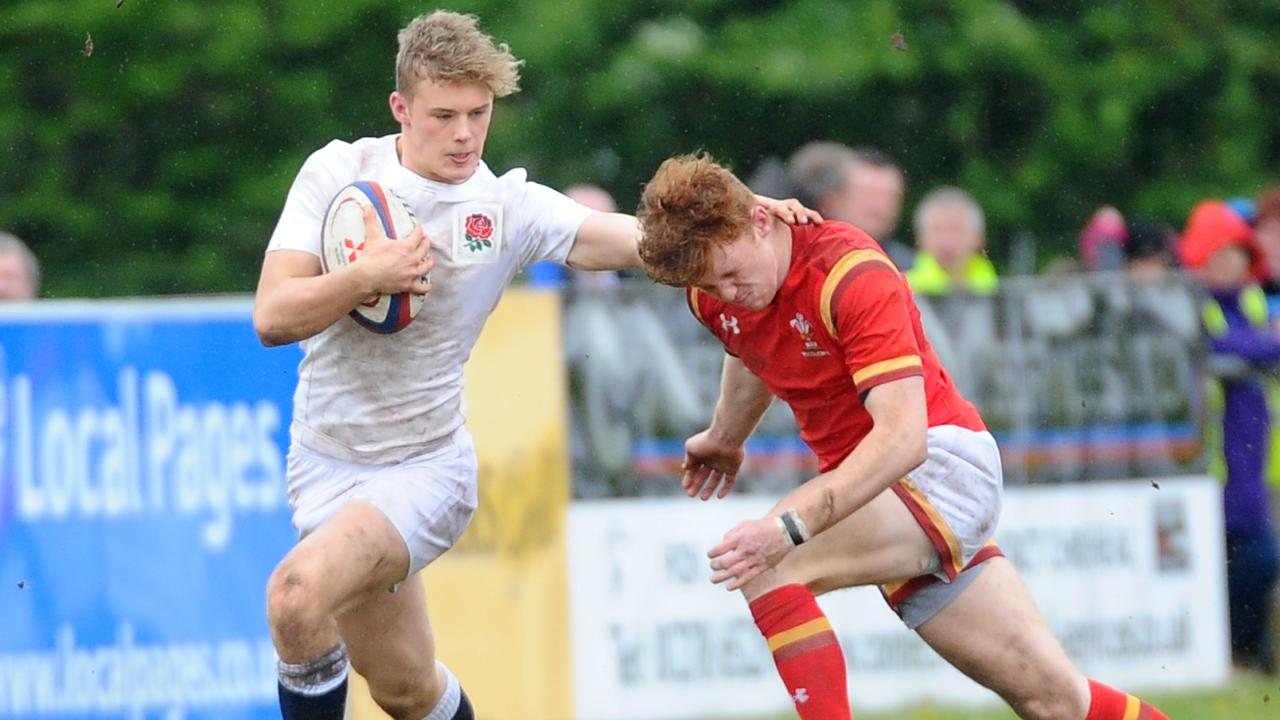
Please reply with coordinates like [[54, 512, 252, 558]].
[[777, 508, 811, 547]]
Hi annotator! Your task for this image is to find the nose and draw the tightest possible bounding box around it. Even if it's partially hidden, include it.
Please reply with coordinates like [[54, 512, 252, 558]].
[[453, 117, 473, 145]]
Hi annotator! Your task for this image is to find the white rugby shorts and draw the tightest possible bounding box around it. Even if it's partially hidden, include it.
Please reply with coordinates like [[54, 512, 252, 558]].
[[892, 424, 1004, 582], [285, 427, 479, 577]]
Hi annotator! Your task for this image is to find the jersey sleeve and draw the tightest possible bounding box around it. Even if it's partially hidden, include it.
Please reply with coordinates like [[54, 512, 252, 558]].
[[508, 178, 594, 267], [819, 249, 923, 394], [266, 141, 356, 256]]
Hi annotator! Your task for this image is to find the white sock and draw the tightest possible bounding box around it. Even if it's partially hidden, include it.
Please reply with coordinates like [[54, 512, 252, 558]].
[[421, 662, 461, 720], [278, 642, 349, 696]]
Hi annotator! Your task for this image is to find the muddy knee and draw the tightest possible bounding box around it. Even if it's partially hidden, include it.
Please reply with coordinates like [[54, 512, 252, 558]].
[[266, 561, 331, 656]]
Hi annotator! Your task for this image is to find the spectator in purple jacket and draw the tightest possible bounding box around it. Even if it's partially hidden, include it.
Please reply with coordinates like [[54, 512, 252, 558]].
[[1182, 199, 1280, 672]]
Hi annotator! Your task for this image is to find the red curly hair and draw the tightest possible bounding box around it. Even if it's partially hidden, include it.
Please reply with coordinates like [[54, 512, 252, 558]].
[[637, 154, 756, 286]]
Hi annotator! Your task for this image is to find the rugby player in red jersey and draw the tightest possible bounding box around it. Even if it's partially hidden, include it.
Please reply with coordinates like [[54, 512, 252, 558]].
[[636, 154, 1169, 720]]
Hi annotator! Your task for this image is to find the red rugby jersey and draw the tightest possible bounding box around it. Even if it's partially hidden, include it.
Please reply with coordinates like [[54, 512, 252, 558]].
[[688, 221, 985, 472]]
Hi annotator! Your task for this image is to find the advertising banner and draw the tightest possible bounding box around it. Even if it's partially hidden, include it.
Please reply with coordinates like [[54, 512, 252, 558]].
[[0, 290, 577, 720], [0, 300, 300, 720], [567, 478, 1229, 719]]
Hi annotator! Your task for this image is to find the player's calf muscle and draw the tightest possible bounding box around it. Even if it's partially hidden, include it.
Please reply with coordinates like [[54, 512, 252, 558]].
[[367, 666, 444, 720], [917, 559, 1089, 720], [1014, 685, 1089, 720]]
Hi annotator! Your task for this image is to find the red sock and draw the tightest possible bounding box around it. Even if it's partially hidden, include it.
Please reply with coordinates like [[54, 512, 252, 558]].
[[1086, 679, 1169, 720], [749, 584, 851, 719]]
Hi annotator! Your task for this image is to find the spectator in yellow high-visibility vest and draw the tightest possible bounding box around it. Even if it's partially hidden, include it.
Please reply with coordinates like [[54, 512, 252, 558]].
[[1251, 189, 1280, 498], [906, 187, 998, 297], [1183, 198, 1280, 674]]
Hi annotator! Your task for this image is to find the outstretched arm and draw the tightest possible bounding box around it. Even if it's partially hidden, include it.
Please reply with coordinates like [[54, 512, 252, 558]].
[[566, 212, 643, 271], [565, 197, 822, 272], [682, 354, 776, 500]]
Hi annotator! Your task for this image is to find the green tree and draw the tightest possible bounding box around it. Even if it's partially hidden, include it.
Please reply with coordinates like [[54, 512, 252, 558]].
[[3, 0, 1279, 297]]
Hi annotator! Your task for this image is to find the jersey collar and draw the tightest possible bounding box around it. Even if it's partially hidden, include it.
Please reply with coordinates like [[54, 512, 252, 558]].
[[383, 134, 500, 202]]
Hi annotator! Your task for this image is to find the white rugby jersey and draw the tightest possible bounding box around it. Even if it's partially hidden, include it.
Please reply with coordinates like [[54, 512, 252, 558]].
[[266, 134, 592, 464]]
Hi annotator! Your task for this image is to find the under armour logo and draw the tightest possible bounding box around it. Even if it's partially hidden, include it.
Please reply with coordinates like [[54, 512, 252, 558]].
[[793, 688, 809, 704], [719, 313, 740, 335]]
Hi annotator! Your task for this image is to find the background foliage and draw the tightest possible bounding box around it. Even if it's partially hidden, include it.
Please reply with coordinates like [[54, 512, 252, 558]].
[[3, 0, 1280, 297]]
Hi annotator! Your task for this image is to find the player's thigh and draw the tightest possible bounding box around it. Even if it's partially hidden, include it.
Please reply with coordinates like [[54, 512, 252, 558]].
[[773, 486, 938, 595], [915, 557, 1088, 719], [272, 499, 411, 619], [338, 576, 438, 699]]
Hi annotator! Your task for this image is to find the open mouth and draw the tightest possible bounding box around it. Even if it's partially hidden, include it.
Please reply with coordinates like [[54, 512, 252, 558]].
[[447, 152, 473, 165]]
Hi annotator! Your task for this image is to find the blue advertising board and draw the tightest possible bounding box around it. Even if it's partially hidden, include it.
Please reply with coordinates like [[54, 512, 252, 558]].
[[0, 299, 300, 719]]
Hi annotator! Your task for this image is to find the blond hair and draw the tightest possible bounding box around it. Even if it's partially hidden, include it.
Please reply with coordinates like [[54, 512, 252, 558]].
[[638, 154, 757, 287], [396, 11, 522, 98]]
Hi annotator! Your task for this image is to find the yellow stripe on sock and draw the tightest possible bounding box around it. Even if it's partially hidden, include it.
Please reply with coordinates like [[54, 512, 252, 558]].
[[1122, 695, 1141, 720], [767, 617, 833, 652]]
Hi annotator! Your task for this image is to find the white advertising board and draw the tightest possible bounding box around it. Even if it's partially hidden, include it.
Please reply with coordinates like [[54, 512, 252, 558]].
[[567, 478, 1229, 719]]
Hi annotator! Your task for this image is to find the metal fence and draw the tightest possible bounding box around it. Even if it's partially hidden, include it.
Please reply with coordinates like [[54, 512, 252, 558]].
[[563, 272, 1206, 497]]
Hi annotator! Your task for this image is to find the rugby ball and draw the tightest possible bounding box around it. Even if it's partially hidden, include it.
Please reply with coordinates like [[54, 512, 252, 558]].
[[320, 181, 426, 334]]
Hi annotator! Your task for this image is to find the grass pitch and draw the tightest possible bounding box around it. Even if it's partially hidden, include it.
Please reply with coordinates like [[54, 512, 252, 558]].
[[755, 676, 1279, 719]]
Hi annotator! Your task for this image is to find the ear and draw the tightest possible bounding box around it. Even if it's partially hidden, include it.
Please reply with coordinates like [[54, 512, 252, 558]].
[[389, 91, 412, 126], [751, 204, 772, 238]]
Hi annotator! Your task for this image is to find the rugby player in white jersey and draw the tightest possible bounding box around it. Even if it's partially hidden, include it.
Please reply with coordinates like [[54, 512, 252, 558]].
[[252, 11, 816, 720]]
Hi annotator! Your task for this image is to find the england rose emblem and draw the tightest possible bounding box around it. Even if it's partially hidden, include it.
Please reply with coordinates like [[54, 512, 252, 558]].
[[464, 213, 494, 252]]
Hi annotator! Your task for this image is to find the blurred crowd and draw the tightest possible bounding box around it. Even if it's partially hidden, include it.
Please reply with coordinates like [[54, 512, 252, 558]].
[[1176, 191, 1280, 676], [6, 143, 1279, 675], [1054, 190, 1280, 677]]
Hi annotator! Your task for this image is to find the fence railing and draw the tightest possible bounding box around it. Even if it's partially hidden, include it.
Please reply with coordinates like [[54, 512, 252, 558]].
[[563, 272, 1207, 497]]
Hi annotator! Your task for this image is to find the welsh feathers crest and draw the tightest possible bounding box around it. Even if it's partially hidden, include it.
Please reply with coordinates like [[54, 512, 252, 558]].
[[789, 313, 811, 336]]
